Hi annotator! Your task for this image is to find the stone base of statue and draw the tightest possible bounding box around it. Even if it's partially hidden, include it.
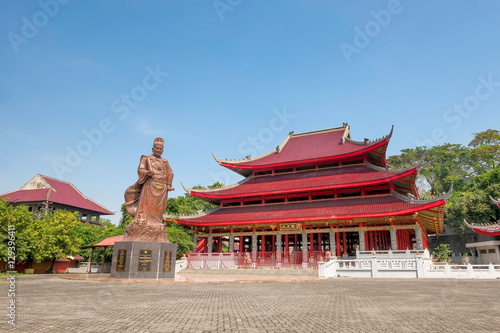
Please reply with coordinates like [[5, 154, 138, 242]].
[[110, 241, 177, 279]]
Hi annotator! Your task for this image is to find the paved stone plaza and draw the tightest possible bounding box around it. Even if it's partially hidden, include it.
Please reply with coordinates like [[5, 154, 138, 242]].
[[1, 272, 499, 333]]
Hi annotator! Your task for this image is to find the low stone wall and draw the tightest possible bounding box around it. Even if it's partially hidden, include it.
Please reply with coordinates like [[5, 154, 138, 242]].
[[319, 255, 500, 279]]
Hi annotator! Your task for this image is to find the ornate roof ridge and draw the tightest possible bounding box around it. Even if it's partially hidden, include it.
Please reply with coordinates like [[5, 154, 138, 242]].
[[464, 219, 500, 229], [490, 195, 500, 206], [365, 159, 423, 173], [344, 125, 394, 145], [213, 124, 349, 165], [392, 182, 453, 204], [173, 206, 221, 219], [182, 176, 252, 195]]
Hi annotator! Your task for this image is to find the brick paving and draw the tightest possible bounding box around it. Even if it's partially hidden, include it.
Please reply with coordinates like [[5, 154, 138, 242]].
[[1, 273, 499, 332]]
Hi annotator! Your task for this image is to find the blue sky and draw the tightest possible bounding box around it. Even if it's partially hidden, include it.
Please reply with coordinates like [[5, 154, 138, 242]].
[[1, 0, 499, 225]]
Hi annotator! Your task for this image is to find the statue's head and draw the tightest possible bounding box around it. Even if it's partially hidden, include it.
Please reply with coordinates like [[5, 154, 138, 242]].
[[152, 137, 164, 157]]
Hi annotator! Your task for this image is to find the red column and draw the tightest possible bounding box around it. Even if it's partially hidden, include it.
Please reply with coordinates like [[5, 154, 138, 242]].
[[343, 231, 347, 254], [217, 237, 222, 252], [422, 233, 429, 250], [294, 234, 298, 249]]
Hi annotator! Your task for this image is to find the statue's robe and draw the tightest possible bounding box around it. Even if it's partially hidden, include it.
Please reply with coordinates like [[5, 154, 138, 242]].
[[125, 155, 174, 225]]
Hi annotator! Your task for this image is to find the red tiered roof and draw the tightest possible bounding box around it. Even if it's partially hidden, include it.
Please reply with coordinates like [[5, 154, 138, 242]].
[[215, 125, 393, 176], [187, 163, 417, 204], [176, 193, 448, 233], [1, 174, 113, 215]]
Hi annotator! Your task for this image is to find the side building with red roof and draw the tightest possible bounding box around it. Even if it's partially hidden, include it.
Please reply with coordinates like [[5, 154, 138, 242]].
[[1, 174, 113, 226], [464, 196, 500, 264], [172, 124, 452, 266]]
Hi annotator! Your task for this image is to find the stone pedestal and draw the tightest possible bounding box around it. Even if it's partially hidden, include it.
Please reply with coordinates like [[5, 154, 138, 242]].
[[110, 241, 177, 279]]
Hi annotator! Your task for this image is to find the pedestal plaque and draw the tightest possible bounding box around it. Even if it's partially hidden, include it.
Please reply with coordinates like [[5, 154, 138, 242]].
[[110, 241, 177, 279]]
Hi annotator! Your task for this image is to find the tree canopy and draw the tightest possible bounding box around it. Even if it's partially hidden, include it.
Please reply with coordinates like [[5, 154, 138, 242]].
[[387, 129, 500, 235]]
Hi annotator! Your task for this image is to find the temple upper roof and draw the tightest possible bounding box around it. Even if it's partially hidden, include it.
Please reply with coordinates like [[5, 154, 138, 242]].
[[213, 124, 393, 176]]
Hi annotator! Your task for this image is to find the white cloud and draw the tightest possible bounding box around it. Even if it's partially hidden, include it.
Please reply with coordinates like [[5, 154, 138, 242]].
[[137, 121, 164, 136]]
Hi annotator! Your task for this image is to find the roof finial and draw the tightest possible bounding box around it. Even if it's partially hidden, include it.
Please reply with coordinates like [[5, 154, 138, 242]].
[[276, 145, 281, 153]]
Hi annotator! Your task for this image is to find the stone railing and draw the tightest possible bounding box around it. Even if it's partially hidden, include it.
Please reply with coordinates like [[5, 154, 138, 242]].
[[356, 249, 426, 259], [318, 255, 500, 279]]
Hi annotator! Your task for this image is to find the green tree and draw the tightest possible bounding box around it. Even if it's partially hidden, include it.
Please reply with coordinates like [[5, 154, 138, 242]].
[[469, 129, 500, 174], [119, 203, 133, 228], [387, 144, 471, 195], [165, 220, 195, 259], [433, 244, 451, 262], [445, 166, 500, 235], [0, 199, 45, 270], [40, 210, 82, 273]]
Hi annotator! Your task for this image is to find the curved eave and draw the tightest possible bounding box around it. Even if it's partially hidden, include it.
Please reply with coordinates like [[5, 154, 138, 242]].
[[392, 183, 453, 204], [220, 140, 390, 176], [490, 196, 500, 207], [464, 219, 500, 236], [344, 125, 394, 146], [189, 167, 418, 203], [176, 197, 446, 228]]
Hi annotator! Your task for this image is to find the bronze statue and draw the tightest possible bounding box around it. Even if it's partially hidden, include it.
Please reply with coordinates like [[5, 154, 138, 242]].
[[123, 137, 174, 242]]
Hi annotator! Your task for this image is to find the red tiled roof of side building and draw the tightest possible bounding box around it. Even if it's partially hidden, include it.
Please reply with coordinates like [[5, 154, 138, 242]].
[[176, 194, 445, 227], [188, 163, 416, 199], [41, 175, 113, 215], [0, 175, 113, 215], [0, 188, 50, 202], [215, 125, 392, 169]]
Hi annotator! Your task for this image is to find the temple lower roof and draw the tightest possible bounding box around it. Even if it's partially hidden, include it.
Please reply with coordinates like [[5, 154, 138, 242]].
[[175, 192, 448, 234]]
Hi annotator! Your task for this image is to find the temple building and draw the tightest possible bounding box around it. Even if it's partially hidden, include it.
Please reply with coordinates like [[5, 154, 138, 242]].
[[465, 196, 500, 264], [0, 174, 113, 226], [174, 124, 452, 266]]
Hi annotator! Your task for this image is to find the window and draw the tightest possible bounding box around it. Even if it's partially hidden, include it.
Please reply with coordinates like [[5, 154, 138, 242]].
[[488, 249, 496, 253], [296, 165, 315, 172], [254, 170, 272, 176], [318, 162, 339, 169]]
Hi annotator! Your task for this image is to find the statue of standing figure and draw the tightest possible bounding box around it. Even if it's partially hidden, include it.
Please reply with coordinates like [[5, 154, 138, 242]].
[[123, 137, 174, 242]]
